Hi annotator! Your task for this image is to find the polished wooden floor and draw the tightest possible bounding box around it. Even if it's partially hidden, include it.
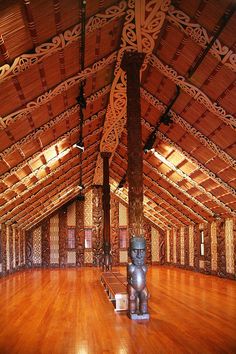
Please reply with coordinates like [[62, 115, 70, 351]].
[[0, 266, 236, 354]]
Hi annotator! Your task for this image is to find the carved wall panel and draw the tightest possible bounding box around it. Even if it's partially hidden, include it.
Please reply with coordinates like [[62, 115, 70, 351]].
[[9, 226, 13, 271], [75, 200, 85, 267], [14, 228, 19, 268], [166, 230, 170, 263], [173, 228, 177, 264], [59, 208, 67, 267], [159, 231, 165, 265], [25, 230, 33, 268], [170, 229, 173, 263], [20, 229, 25, 266], [92, 186, 103, 265], [176, 228, 180, 265], [225, 219, 234, 275], [111, 196, 119, 266], [184, 227, 189, 268], [50, 214, 59, 265], [234, 219, 236, 278], [6, 226, 10, 271], [143, 219, 151, 264], [151, 227, 159, 263], [1, 224, 6, 274], [189, 225, 194, 267], [217, 221, 226, 277], [204, 224, 211, 274], [67, 202, 76, 227], [194, 225, 200, 270], [211, 222, 218, 272], [180, 227, 185, 265], [32, 226, 42, 265], [42, 218, 50, 267], [12, 227, 16, 269]]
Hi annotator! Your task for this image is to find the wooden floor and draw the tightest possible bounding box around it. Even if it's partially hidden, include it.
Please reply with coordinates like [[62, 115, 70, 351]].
[[0, 267, 236, 354]]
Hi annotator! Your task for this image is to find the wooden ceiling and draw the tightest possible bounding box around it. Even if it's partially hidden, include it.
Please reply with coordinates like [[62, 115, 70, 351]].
[[0, 0, 235, 231]]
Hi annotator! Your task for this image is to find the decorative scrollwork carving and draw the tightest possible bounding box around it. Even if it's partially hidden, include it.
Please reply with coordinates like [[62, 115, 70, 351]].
[[167, 5, 236, 73], [150, 54, 236, 129]]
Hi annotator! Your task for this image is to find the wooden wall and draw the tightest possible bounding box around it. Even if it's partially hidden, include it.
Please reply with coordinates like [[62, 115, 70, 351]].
[[0, 190, 235, 281], [165, 219, 236, 279]]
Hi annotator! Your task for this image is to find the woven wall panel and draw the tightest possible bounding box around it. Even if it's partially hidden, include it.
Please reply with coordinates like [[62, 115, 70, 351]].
[[225, 218, 234, 274], [84, 190, 93, 227], [189, 225, 194, 267], [67, 201, 76, 227], [67, 251, 76, 265], [199, 260, 205, 269], [84, 250, 93, 264], [211, 222, 218, 271], [119, 250, 128, 263], [151, 227, 159, 262], [33, 226, 42, 264], [50, 214, 59, 264], [119, 203, 127, 226]]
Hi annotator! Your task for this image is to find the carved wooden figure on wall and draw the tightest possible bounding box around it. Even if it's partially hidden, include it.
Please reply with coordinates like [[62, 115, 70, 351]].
[[101, 241, 112, 272], [127, 236, 149, 320]]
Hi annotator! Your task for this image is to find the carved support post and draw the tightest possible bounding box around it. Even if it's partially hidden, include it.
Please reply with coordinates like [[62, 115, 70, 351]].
[[1, 224, 7, 274], [217, 220, 226, 277], [92, 186, 103, 265], [204, 224, 211, 274], [15, 228, 19, 268], [42, 218, 50, 267], [111, 196, 119, 266], [76, 199, 85, 266], [59, 207, 67, 267], [101, 152, 112, 271], [25, 230, 33, 268], [121, 51, 145, 237]]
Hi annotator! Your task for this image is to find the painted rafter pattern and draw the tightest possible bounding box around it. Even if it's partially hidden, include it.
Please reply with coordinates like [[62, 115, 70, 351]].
[[141, 118, 236, 197], [151, 149, 236, 216], [149, 54, 236, 129], [141, 87, 236, 169], [1, 109, 106, 182], [166, 5, 236, 73], [0, 1, 127, 82], [93, 0, 171, 184]]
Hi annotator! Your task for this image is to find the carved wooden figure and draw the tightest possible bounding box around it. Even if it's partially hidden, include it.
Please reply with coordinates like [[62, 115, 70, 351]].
[[101, 241, 112, 272], [127, 236, 149, 320]]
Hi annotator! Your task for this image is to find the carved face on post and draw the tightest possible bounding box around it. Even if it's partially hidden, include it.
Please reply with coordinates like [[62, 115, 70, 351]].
[[130, 236, 146, 266]]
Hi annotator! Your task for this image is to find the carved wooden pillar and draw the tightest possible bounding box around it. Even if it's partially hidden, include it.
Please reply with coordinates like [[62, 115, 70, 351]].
[[176, 228, 181, 265], [233, 218, 236, 278], [204, 223, 211, 274], [92, 186, 103, 265], [184, 227, 189, 269], [15, 228, 19, 268], [194, 225, 200, 270], [217, 220, 226, 277], [25, 230, 33, 268], [1, 224, 7, 274], [9, 225, 13, 271], [76, 199, 84, 266], [159, 231, 165, 265], [143, 219, 151, 264], [121, 51, 145, 237], [170, 230, 173, 264], [59, 207, 67, 267], [101, 152, 111, 247], [42, 218, 50, 268], [111, 196, 119, 265]]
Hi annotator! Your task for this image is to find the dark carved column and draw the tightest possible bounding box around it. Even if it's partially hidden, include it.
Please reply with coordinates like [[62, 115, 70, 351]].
[[20, 229, 25, 267], [121, 51, 145, 237], [169, 230, 173, 264], [1, 224, 7, 274], [234, 218, 236, 279], [194, 225, 200, 271], [92, 186, 103, 265], [204, 223, 211, 274], [176, 228, 180, 266], [59, 207, 67, 267], [159, 231, 165, 265], [184, 227, 189, 269], [76, 199, 84, 266], [25, 230, 33, 268], [15, 228, 19, 268], [42, 218, 50, 267], [217, 220, 226, 277], [101, 152, 112, 270], [9, 225, 13, 271], [111, 196, 119, 266], [143, 219, 151, 264]]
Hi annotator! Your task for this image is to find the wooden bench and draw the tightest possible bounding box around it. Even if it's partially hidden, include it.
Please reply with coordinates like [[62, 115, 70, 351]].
[[101, 272, 128, 311]]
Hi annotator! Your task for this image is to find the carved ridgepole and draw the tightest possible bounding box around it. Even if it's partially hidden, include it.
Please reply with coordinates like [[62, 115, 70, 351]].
[[101, 152, 112, 271], [121, 51, 145, 237]]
